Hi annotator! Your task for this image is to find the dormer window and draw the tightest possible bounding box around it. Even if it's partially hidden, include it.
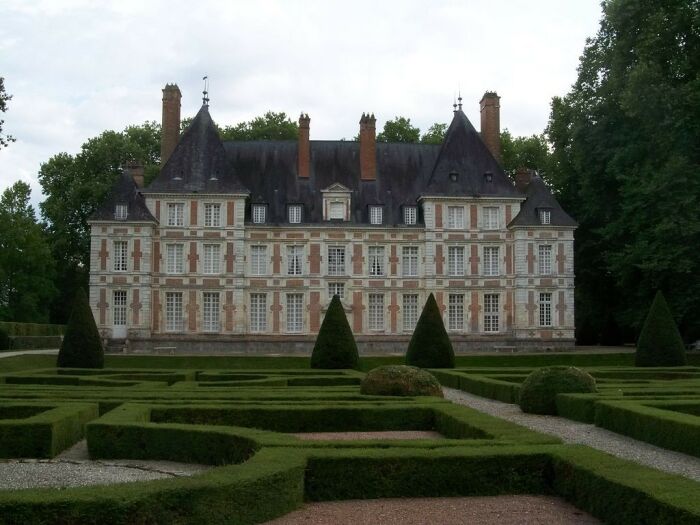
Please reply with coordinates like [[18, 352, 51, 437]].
[[288, 204, 302, 224], [539, 209, 551, 225], [114, 204, 128, 220], [449, 171, 459, 182], [322, 183, 352, 221], [369, 205, 383, 225], [329, 202, 345, 220], [404, 206, 417, 225], [252, 204, 267, 224], [484, 171, 493, 183]]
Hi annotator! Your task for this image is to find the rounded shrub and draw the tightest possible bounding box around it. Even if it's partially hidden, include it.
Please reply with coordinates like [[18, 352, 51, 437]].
[[635, 291, 686, 367], [518, 366, 596, 415], [360, 365, 443, 397], [405, 293, 455, 369], [57, 288, 104, 369], [310, 295, 359, 369]]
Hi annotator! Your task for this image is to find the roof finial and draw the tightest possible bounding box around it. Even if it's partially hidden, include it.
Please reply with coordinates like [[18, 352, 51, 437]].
[[457, 90, 463, 111], [202, 75, 209, 106], [453, 92, 457, 113]]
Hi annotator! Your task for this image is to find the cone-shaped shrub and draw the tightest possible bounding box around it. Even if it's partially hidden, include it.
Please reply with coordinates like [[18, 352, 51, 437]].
[[57, 289, 104, 369], [310, 295, 359, 369], [406, 293, 454, 368], [635, 291, 686, 367]]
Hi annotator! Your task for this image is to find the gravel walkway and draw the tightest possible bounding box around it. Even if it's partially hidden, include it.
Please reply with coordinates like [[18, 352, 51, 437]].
[[443, 387, 700, 482], [292, 431, 444, 441], [264, 495, 600, 524], [0, 440, 211, 489]]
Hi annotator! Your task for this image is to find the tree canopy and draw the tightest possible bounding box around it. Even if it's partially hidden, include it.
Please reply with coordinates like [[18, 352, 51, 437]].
[[377, 116, 421, 143], [0, 77, 15, 149], [500, 129, 551, 178]]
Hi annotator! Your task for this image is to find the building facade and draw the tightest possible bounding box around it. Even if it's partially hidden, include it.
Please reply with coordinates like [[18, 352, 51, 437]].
[[89, 85, 577, 353]]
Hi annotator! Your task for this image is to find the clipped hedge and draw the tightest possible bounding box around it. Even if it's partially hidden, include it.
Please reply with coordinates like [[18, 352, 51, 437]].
[[6, 335, 63, 350], [519, 367, 596, 415], [0, 321, 65, 337], [360, 365, 444, 397]]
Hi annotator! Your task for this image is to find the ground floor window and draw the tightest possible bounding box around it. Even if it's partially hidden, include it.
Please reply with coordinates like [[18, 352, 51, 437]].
[[165, 292, 183, 332], [402, 294, 418, 331], [484, 294, 499, 332], [286, 293, 303, 333], [368, 294, 385, 330], [539, 292, 552, 327], [113, 290, 127, 326], [328, 282, 345, 300], [448, 294, 464, 331], [203, 292, 220, 332], [250, 293, 267, 332]]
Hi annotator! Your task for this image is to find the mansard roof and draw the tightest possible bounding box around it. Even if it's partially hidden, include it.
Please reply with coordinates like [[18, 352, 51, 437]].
[[90, 170, 156, 222], [509, 173, 578, 227]]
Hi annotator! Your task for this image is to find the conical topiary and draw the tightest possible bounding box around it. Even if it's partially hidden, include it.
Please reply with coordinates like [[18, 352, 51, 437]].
[[310, 295, 359, 369], [406, 293, 455, 368], [635, 291, 686, 367], [57, 288, 104, 369]]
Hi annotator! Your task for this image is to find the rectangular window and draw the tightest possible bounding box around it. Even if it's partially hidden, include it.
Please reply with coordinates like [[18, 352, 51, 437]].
[[329, 201, 345, 220], [402, 294, 418, 331], [368, 246, 385, 276], [328, 282, 345, 300], [369, 205, 383, 225], [447, 206, 465, 229], [250, 246, 267, 275], [115, 204, 128, 220], [203, 244, 221, 274], [448, 294, 464, 331], [483, 246, 500, 276], [165, 292, 183, 332], [539, 210, 551, 225], [167, 203, 184, 227], [483, 207, 499, 230], [252, 204, 266, 224], [402, 246, 419, 277], [484, 294, 499, 332], [539, 292, 552, 327], [447, 246, 465, 276], [166, 244, 184, 274], [368, 294, 385, 330], [288, 204, 302, 224], [204, 203, 221, 227], [404, 206, 417, 225], [203, 292, 220, 332], [113, 291, 127, 326], [287, 245, 303, 275], [250, 293, 267, 332], [328, 246, 346, 276], [286, 293, 303, 333], [113, 240, 128, 271], [538, 245, 553, 275]]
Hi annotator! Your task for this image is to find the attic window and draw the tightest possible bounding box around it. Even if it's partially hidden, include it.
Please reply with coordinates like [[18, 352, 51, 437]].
[[369, 205, 383, 225], [329, 201, 345, 220], [484, 171, 493, 183], [114, 204, 128, 220], [404, 206, 417, 226], [539, 209, 551, 225], [449, 171, 458, 182], [288, 204, 302, 224], [252, 204, 267, 224]]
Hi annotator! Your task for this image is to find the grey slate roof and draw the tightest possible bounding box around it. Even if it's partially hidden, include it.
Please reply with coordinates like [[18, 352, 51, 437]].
[[90, 170, 156, 222], [509, 173, 578, 227]]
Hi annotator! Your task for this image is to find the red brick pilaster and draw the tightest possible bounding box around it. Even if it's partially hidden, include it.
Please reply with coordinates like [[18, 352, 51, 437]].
[[527, 244, 535, 274], [470, 245, 479, 275], [435, 204, 442, 228], [352, 244, 363, 275], [99, 239, 108, 271], [435, 244, 444, 275], [132, 239, 142, 271], [469, 291, 479, 332], [190, 200, 198, 226], [131, 289, 141, 325], [227, 201, 235, 226], [435, 292, 446, 315], [557, 291, 566, 326], [352, 291, 363, 332], [470, 205, 478, 229], [505, 205, 512, 226], [389, 245, 398, 276], [224, 291, 235, 331], [309, 244, 321, 274], [389, 292, 398, 333], [309, 291, 321, 332], [272, 244, 281, 275], [97, 289, 107, 325], [505, 291, 514, 329], [527, 291, 536, 326], [152, 291, 161, 332], [505, 244, 513, 275], [153, 241, 161, 273], [557, 244, 565, 274], [225, 242, 235, 273], [188, 242, 198, 273], [272, 291, 281, 333], [155, 200, 161, 221], [187, 290, 197, 331]]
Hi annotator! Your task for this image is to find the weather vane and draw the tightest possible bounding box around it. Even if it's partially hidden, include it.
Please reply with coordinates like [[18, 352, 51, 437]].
[[457, 90, 463, 111], [202, 75, 209, 106]]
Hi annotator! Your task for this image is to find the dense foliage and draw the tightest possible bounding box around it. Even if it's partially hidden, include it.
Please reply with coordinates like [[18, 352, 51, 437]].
[[56, 289, 104, 369], [310, 295, 359, 369], [635, 291, 687, 367], [0, 327, 9, 350], [519, 367, 597, 415], [0, 77, 14, 148], [406, 293, 455, 368], [360, 365, 444, 397]]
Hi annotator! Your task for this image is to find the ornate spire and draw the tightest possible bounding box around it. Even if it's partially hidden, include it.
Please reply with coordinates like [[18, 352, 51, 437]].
[[202, 75, 209, 106]]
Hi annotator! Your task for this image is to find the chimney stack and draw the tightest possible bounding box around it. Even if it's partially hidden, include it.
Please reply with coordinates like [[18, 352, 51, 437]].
[[161, 83, 182, 167], [480, 91, 501, 164], [515, 167, 532, 192], [298, 113, 310, 178], [126, 161, 145, 188], [359, 113, 377, 181]]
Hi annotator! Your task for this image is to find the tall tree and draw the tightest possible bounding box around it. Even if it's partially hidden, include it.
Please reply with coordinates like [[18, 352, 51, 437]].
[[221, 111, 298, 141], [377, 116, 420, 143], [0, 182, 56, 321], [500, 129, 551, 178], [421, 123, 448, 145], [0, 77, 15, 148], [546, 0, 700, 342]]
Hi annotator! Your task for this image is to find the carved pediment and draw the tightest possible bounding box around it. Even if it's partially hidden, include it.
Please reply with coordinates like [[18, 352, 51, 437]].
[[321, 183, 351, 193]]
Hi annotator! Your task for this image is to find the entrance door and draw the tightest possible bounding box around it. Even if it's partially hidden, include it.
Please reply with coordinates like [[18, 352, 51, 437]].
[[113, 290, 127, 339]]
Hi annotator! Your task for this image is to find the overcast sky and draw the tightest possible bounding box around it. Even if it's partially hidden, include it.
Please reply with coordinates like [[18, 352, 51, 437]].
[[0, 0, 603, 209]]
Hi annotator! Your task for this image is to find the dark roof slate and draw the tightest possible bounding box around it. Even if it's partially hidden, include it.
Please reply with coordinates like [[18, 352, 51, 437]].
[[509, 173, 578, 227], [90, 171, 156, 222]]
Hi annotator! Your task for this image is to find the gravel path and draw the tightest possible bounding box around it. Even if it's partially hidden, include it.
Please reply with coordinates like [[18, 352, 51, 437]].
[[292, 431, 444, 441], [0, 440, 211, 489], [443, 387, 700, 482], [264, 495, 600, 524]]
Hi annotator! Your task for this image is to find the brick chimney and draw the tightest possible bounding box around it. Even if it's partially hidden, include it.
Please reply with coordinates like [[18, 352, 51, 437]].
[[126, 161, 145, 188], [161, 83, 182, 167], [298, 113, 310, 178], [515, 167, 532, 192], [480, 91, 501, 164], [359, 113, 376, 181]]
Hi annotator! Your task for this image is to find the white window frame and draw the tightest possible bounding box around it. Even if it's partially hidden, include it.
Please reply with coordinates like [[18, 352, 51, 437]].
[[484, 294, 499, 332], [369, 205, 383, 225], [250, 245, 268, 276], [539, 292, 553, 327], [203, 292, 220, 332], [404, 206, 417, 226], [287, 245, 303, 275], [115, 204, 128, 220], [250, 293, 267, 332], [368, 246, 385, 276], [203, 244, 221, 275], [166, 243, 184, 274], [204, 203, 221, 227], [288, 204, 302, 224], [286, 293, 304, 333], [483, 206, 499, 230], [368, 294, 385, 331], [402, 246, 419, 277], [328, 282, 345, 300], [252, 204, 267, 224], [402, 294, 418, 332], [447, 246, 465, 276], [113, 240, 128, 272], [113, 290, 127, 326], [167, 203, 184, 227], [539, 245, 553, 275], [448, 294, 464, 331], [165, 292, 184, 332], [483, 246, 500, 277], [539, 209, 551, 225], [447, 206, 465, 229], [328, 246, 346, 276], [329, 201, 345, 220]]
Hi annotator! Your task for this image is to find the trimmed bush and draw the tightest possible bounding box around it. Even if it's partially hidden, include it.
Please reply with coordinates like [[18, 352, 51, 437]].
[[310, 295, 359, 369], [636, 291, 686, 367], [57, 289, 104, 369], [519, 367, 596, 415], [406, 293, 455, 368], [0, 327, 10, 351], [360, 365, 444, 397]]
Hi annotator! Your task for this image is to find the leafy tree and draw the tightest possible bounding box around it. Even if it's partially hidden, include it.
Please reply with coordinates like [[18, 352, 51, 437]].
[[221, 111, 298, 141], [57, 288, 104, 369], [377, 116, 420, 143], [0, 77, 15, 148], [421, 123, 447, 144], [406, 293, 454, 368], [546, 0, 700, 342], [500, 129, 551, 177], [0, 182, 56, 322], [635, 291, 686, 367], [310, 295, 359, 369]]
